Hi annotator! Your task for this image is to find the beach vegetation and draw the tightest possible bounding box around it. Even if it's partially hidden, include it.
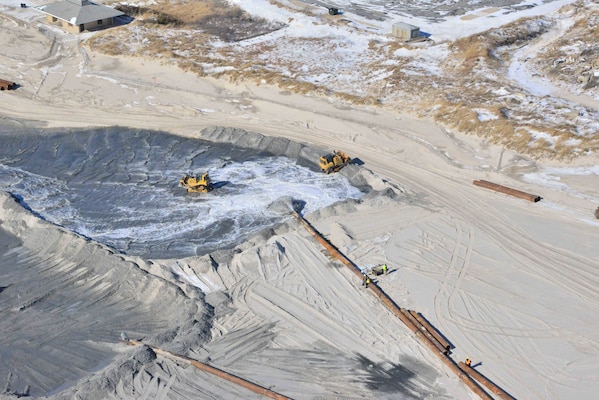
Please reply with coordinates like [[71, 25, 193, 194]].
[[87, 0, 599, 160]]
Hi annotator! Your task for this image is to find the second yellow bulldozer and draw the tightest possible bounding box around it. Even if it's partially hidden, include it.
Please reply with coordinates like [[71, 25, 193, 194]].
[[180, 172, 213, 193], [319, 150, 351, 174]]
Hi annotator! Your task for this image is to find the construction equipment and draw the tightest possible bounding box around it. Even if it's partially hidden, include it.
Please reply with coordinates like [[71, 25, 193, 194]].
[[319, 150, 351, 174], [369, 264, 388, 276], [180, 172, 213, 193]]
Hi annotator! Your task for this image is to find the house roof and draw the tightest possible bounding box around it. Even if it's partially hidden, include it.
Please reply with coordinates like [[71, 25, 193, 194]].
[[38, 0, 123, 25], [392, 22, 419, 30]]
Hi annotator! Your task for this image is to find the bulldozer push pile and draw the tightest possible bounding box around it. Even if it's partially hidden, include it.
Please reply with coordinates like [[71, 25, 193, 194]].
[[319, 150, 351, 173], [180, 172, 213, 193]]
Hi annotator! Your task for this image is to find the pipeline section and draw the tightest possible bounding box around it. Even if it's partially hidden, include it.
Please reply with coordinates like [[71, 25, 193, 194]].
[[0, 78, 17, 90], [459, 362, 516, 400], [409, 309, 452, 351], [473, 179, 541, 202], [292, 211, 363, 277], [127, 340, 291, 400], [291, 211, 494, 400]]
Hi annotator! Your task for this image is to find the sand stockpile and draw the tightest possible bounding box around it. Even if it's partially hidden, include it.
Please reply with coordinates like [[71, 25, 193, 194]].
[[0, 191, 211, 398]]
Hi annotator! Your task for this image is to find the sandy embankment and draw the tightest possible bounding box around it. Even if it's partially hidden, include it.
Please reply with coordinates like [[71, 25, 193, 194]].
[[0, 191, 212, 397], [1, 9, 599, 400]]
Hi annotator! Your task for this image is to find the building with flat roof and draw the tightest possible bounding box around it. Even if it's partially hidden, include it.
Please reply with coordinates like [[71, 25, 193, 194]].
[[392, 22, 420, 41], [37, 0, 124, 33]]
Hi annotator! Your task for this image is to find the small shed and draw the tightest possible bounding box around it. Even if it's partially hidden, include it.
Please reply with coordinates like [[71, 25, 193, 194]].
[[37, 0, 124, 33], [392, 22, 420, 41]]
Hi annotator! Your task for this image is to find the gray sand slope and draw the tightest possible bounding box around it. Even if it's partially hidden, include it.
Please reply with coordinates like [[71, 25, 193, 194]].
[[0, 191, 211, 398]]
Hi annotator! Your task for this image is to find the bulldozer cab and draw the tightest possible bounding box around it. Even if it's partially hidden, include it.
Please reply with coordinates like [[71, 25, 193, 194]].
[[321, 153, 335, 163]]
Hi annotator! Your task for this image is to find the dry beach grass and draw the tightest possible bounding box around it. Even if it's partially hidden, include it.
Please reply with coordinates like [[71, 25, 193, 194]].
[[86, 0, 599, 160]]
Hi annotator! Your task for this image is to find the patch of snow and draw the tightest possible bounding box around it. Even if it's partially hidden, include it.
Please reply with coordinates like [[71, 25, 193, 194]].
[[527, 128, 558, 146], [476, 109, 498, 121], [523, 165, 599, 203], [492, 87, 511, 96]]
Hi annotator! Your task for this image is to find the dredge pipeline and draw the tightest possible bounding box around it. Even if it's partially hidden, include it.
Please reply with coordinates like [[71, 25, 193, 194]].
[[409, 309, 453, 352], [291, 211, 495, 400], [0, 79, 17, 90], [126, 340, 291, 400], [459, 362, 517, 400], [292, 210, 363, 277], [473, 179, 541, 203]]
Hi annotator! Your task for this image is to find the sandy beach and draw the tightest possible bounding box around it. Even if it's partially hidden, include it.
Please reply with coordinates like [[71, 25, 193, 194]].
[[1, 1, 599, 399]]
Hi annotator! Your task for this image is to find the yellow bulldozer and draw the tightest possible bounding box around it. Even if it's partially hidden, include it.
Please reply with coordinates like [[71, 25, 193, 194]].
[[180, 172, 213, 193], [319, 150, 351, 174]]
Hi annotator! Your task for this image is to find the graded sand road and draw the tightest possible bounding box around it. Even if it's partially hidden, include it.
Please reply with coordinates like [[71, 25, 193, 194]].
[[1, 8, 599, 400]]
